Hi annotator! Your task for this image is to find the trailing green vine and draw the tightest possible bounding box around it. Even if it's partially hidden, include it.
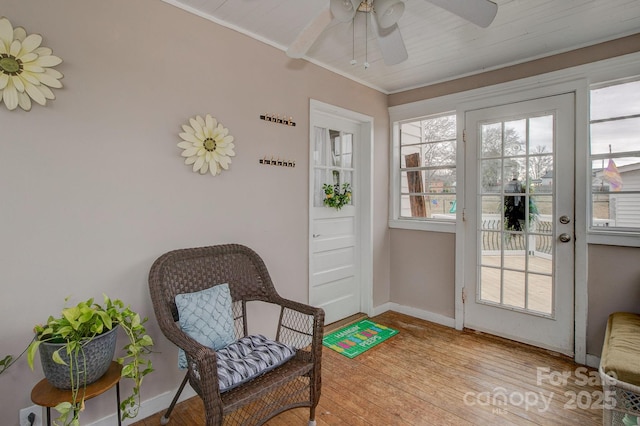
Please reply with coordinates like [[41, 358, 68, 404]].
[[322, 183, 352, 210], [26, 295, 154, 426]]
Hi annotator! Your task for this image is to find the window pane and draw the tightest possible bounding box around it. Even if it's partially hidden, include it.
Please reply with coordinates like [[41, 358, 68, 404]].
[[528, 155, 553, 190], [313, 126, 327, 166], [531, 195, 552, 226], [423, 115, 456, 142], [481, 159, 502, 193], [503, 158, 526, 185], [591, 117, 640, 155], [481, 195, 502, 217], [592, 195, 613, 227], [503, 270, 525, 309], [529, 115, 554, 154], [591, 80, 640, 121], [400, 145, 422, 167], [400, 122, 423, 143], [341, 134, 353, 168], [504, 119, 527, 156], [426, 168, 457, 193], [314, 169, 324, 207], [592, 192, 640, 229], [528, 273, 553, 315], [481, 122, 502, 158], [425, 141, 456, 166], [591, 157, 640, 190], [399, 194, 456, 219], [480, 266, 501, 304]]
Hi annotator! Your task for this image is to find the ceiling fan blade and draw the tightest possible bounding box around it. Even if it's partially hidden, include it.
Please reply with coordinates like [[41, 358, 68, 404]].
[[426, 0, 497, 28], [371, 15, 408, 66], [286, 7, 334, 58]]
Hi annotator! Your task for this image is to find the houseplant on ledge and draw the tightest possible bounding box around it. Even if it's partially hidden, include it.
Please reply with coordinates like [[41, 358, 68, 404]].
[[26, 295, 154, 426]]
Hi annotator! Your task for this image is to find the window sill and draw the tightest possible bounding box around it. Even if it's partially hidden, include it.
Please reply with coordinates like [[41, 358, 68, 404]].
[[587, 231, 640, 248], [388, 219, 456, 233]]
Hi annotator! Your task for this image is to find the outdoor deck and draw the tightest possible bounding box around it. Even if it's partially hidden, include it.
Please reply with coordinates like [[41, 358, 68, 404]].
[[480, 255, 553, 314]]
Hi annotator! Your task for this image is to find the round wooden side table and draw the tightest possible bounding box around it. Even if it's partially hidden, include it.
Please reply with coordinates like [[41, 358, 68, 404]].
[[31, 361, 122, 426]]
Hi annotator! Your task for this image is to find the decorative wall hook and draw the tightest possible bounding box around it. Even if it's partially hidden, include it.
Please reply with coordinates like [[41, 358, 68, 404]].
[[259, 156, 296, 168], [260, 113, 296, 127]]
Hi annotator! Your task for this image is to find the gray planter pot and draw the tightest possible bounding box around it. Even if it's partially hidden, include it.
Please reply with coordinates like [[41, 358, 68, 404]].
[[38, 325, 118, 389]]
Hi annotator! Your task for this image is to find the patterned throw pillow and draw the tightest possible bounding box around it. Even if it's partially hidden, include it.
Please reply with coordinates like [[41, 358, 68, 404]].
[[175, 284, 235, 369], [215, 335, 296, 392]]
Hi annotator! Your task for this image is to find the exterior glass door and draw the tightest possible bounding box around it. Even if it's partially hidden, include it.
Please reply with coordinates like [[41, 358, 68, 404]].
[[464, 93, 575, 355]]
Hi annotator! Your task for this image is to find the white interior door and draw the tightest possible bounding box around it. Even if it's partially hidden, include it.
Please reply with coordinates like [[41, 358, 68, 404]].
[[310, 114, 362, 324], [464, 93, 575, 355]]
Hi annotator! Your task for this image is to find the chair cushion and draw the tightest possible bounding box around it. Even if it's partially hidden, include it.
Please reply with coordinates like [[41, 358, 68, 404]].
[[601, 312, 640, 385], [175, 284, 235, 369], [216, 335, 296, 392]]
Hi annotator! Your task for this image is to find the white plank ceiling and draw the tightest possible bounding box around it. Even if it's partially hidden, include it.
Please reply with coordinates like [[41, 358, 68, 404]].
[[162, 0, 640, 93]]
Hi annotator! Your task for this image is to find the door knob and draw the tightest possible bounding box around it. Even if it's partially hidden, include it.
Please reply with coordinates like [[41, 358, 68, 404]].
[[559, 233, 572, 243]]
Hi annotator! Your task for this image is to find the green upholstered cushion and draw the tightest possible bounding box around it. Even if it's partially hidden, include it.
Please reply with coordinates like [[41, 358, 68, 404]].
[[601, 312, 640, 386]]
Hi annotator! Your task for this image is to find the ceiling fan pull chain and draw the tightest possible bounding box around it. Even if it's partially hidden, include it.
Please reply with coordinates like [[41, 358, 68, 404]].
[[364, 11, 369, 69], [351, 16, 357, 66]]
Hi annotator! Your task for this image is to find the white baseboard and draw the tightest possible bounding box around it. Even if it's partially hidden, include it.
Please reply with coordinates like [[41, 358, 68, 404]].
[[371, 302, 395, 317], [373, 302, 456, 328], [88, 382, 197, 426]]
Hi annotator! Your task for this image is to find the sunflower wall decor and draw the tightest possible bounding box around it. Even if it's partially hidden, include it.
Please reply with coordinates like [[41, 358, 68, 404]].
[[0, 17, 63, 111], [178, 114, 236, 176]]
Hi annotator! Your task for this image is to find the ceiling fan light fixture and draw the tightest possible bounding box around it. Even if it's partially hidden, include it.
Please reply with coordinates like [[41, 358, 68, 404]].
[[375, 0, 405, 28], [330, 0, 360, 22]]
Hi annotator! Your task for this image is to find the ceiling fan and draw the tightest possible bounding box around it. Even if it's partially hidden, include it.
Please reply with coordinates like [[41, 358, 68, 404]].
[[286, 0, 498, 66]]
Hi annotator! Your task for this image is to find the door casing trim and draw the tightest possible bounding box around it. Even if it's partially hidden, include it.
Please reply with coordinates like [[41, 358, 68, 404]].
[[453, 79, 588, 364], [309, 99, 374, 319]]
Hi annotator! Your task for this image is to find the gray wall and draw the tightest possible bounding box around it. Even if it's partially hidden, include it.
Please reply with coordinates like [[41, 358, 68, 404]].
[[0, 1, 391, 423], [390, 229, 455, 319]]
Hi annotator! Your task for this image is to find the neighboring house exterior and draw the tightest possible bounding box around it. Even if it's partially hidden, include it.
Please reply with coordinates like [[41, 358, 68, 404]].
[[593, 162, 640, 228]]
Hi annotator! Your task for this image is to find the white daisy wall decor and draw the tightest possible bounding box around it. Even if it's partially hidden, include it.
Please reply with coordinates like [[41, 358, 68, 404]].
[[0, 17, 63, 111], [178, 114, 236, 176]]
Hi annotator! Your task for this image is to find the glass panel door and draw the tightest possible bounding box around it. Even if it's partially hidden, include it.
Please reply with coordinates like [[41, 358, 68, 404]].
[[478, 114, 554, 316], [464, 93, 575, 355]]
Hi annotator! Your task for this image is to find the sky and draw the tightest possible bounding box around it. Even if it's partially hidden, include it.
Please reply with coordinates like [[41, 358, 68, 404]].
[[590, 79, 640, 165]]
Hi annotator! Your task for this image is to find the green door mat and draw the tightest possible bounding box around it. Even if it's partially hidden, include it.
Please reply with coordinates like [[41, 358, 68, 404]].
[[323, 319, 398, 358]]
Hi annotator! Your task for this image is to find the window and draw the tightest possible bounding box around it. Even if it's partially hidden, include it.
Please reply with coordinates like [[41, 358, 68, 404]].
[[589, 78, 640, 233], [396, 113, 457, 224]]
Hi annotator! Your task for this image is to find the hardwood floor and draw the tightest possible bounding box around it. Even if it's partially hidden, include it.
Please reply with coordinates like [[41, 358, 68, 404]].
[[132, 311, 603, 425]]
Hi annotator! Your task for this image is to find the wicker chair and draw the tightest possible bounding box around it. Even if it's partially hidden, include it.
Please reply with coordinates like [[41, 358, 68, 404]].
[[148, 244, 324, 425]]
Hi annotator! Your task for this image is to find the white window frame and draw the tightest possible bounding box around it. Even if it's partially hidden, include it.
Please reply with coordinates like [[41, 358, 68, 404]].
[[587, 76, 640, 245], [391, 112, 458, 232], [390, 101, 461, 233]]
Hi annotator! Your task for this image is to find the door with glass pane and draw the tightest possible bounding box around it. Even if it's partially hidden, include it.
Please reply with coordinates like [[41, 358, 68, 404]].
[[464, 93, 575, 355], [310, 114, 361, 324]]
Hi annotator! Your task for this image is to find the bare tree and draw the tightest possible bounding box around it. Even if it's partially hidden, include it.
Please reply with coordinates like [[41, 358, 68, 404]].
[[528, 145, 553, 181], [421, 115, 457, 191]]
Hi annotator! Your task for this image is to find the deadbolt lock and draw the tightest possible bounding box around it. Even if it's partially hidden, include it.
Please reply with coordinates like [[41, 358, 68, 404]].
[[559, 233, 572, 243]]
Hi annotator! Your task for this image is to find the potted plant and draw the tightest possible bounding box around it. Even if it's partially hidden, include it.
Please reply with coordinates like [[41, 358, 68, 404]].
[[322, 182, 352, 210], [26, 295, 154, 426]]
